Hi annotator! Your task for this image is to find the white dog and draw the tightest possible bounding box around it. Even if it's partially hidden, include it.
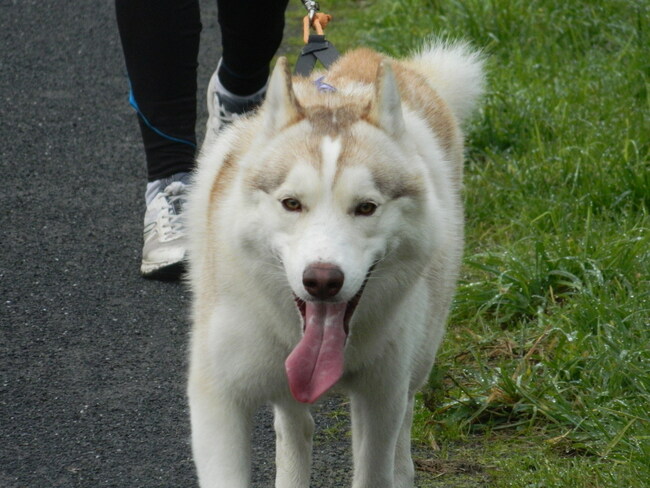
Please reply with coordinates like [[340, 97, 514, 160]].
[[186, 41, 484, 488]]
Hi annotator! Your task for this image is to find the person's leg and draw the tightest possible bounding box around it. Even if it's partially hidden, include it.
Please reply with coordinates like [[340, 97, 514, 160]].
[[115, 0, 200, 181], [217, 0, 289, 95], [206, 0, 289, 135], [115, 0, 201, 278]]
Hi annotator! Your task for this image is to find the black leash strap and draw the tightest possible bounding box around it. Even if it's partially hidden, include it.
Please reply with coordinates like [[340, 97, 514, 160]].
[[294, 34, 340, 77]]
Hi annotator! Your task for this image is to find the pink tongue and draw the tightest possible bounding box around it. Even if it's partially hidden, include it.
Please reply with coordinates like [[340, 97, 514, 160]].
[[285, 301, 348, 404]]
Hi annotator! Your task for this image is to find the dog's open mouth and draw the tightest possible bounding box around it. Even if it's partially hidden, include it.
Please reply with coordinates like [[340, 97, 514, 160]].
[[285, 282, 367, 404]]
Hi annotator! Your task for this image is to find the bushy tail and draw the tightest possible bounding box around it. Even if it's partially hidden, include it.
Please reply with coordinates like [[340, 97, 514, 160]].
[[408, 40, 485, 123]]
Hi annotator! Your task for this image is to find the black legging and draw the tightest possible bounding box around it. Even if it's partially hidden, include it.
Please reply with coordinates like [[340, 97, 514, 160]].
[[115, 0, 289, 181]]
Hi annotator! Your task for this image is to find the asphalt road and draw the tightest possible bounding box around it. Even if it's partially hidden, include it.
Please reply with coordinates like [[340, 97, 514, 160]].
[[0, 2, 454, 488]]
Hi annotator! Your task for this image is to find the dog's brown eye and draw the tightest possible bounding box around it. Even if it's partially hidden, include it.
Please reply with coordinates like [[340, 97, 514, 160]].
[[355, 201, 377, 216], [281, 198, 302, 212]]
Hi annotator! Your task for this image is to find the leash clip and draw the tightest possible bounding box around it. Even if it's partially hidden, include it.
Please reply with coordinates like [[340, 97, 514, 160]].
[[301, 0, 320, 23]]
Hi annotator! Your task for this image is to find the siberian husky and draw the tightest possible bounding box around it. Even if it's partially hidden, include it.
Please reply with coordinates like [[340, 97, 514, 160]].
[[186, 41, 484, 488]]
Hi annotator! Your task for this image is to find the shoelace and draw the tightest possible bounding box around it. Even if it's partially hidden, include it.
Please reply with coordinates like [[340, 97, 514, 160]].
[[159, 182, 186, 239]]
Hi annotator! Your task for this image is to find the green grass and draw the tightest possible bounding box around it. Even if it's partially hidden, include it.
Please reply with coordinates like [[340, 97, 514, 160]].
[[287, 0, 649, 485]]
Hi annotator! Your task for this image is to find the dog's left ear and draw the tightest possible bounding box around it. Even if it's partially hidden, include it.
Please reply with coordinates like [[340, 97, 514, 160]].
[[367, 61, 405, 138], [261, 57, 304, 132]]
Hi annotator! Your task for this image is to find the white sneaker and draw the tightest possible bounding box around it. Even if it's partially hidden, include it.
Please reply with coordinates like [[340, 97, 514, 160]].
[[140, 173, 189, 279], [205, 60, 268, 140]]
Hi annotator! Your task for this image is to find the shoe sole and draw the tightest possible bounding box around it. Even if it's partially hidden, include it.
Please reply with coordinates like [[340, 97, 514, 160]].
[[141, 260, 186, 281]]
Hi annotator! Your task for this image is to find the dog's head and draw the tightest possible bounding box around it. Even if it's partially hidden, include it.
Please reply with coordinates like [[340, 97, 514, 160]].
[[232, 58, 442, 402]]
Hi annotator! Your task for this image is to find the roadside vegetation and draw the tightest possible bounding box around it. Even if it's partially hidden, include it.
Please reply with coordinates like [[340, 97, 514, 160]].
[[289, 0, 650, 486]]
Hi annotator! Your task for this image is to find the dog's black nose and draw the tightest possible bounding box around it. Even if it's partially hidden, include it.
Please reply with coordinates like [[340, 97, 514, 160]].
[[302, 264, 344, 299]]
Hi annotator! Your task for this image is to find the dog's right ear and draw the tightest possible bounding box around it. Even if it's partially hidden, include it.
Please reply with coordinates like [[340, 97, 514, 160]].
[[261, 57, 304, 132]]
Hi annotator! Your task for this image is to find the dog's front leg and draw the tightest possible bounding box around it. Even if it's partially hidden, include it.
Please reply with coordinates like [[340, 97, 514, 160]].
[[273, 401, 314, 488], [393, 394, 416, 488], [188, 379, 255, 488], [349, 384, 409, 488]]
